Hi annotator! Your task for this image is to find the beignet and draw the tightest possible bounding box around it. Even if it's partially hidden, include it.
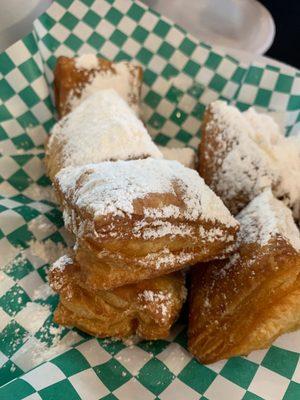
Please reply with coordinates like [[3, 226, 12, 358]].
[[54, 158, 239, 289], [45, 89, 162, 181], [199, 101, 300, 218], [54, 55, 142, 118], [189, 189, 300, 364]]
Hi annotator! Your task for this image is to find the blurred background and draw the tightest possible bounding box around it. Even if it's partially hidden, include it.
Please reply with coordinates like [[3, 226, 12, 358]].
[[261, 0, 299, 69], [0, 0, 299, 68]]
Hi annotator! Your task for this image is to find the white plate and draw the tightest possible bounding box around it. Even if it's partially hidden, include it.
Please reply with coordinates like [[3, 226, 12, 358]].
[[0, 0, 52, 52], [143, 0, 275, 55]]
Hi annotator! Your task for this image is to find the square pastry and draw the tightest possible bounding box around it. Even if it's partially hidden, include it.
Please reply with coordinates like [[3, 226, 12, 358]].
[[49, 255, 186, 340], [54, 158, 239, 290], [54, 55, 142, 117], [45, 89, 162, 181], [189, 189, 300, 364], [199, 101, 300, 219]]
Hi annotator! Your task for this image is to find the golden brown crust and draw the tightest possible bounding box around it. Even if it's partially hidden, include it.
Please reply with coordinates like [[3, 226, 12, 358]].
[[74, 228, 237, 290], [49, 259, 185, 340], [54, 56, 143, 118], [188, 236, 300, 364]]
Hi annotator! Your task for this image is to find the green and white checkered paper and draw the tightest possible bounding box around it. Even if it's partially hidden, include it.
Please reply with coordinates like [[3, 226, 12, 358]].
[[0, 0, 300, 399]]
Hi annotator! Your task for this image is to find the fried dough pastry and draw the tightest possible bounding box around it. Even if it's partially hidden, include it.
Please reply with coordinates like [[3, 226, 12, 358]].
[[54, 55, 143, 118], [45, 89, 162, 182], [49, 255, 186, 339], [188, 189, 300, 364], [54, 158, 239, 289], [199, 101, 300, 218]]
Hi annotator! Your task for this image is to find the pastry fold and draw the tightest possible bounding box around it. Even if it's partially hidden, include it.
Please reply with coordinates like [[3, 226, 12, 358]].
[[54, 158, 239, 289], [199, 101, 300, 218], [49, 255, 186, 340], [188, 189, 300, 364], [54, 55, 142, 118], [45, 89, 162, 182]]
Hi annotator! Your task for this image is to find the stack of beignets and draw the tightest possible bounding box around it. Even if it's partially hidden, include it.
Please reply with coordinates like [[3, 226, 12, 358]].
[[49, 158, 238, 337], [47, 56, 239, 340]]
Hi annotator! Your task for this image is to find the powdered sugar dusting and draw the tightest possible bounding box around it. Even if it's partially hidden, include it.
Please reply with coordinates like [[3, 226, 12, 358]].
[[237, 189, 300, 250], [144, 205, 181, 219], [139, 290, 172, 303], [9, 302, 81, 371], [140, 248, 197, 270], [138, 290, 173, 321], [132, 220, 192, 239], [199, 226, 233, 243], [15, 302, 51, 334], [205, 101, 300, 218], [244, 107, 300, 219], [36, 331, 81, 364], [48, 89, 162, 171], [56, 158, 237, 227], [50, 255, 73, 272], [28, 239, 67, 264], [75, 54, 98, 70], [205, 101, 274, 213]]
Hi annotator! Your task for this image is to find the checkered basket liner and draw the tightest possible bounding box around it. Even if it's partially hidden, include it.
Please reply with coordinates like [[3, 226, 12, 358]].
[[0, 0, 299, 399]]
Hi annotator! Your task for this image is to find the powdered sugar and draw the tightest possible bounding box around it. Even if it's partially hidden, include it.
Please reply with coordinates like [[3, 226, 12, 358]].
[[138, 290, 172, 319], [159, 147, 197, 169], [3, 251, 27, 273], [205, 101, 300, 217], [205, 101, 275, 213], [199, 226, 232, 242], [244, 107, 300, 218], [56, 158, 238, 228], [144, 205, 181, 220], [244, 107, 282, 144], [36, 331, 81, 364], [50, 255, 73, 272], [67, 60, 141, 114], [140, 248, 196, 270], [48, 89, 162, 171], [75, 54, 99, 70], [267, 136, 300, 219], [139, 289, 172, 304], [237, 189, 300, 251], [9, 302, 81, 371], [28, 239, 67, 264], [132, 220, 192, 239], [15, 302, 51, 334]]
